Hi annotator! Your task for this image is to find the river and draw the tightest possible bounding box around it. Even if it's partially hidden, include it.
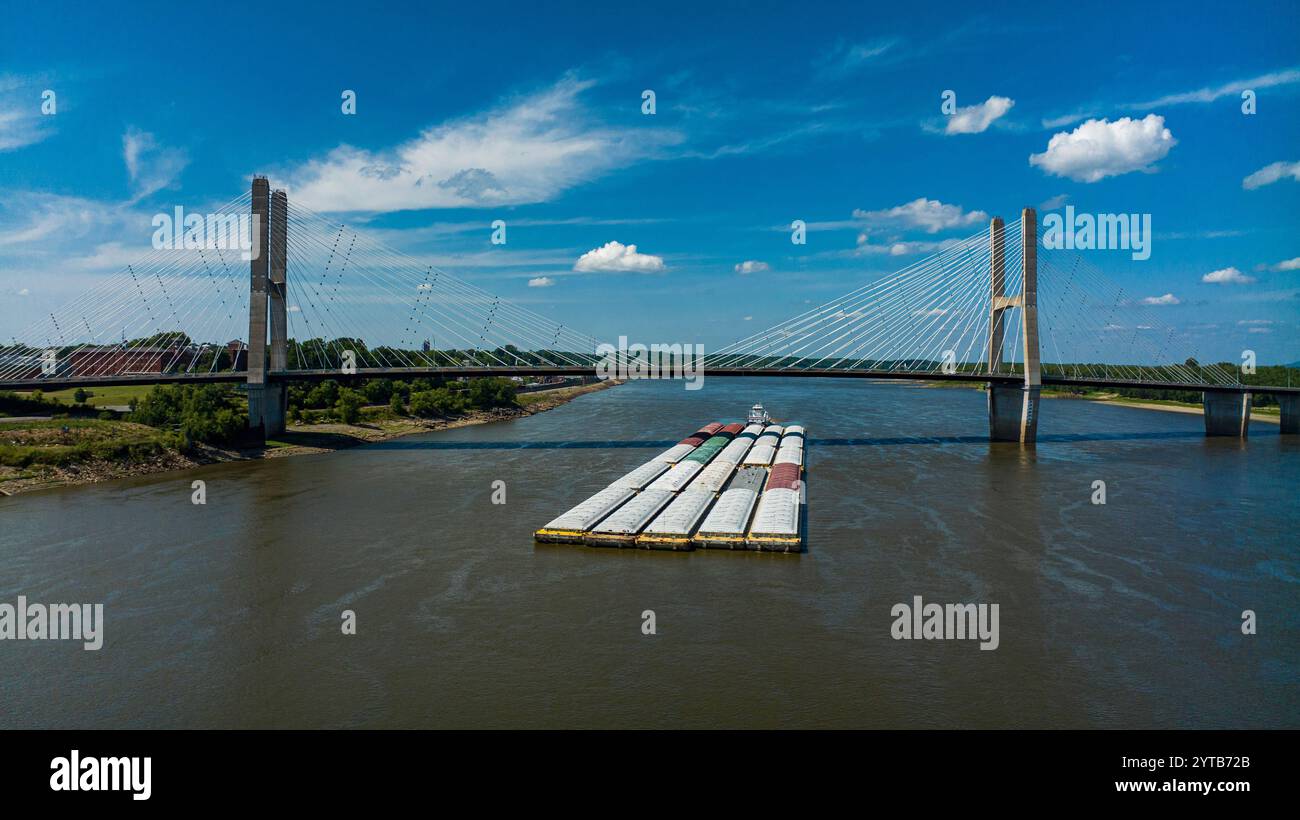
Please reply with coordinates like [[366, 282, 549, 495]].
[[1, 377, 1296, 728]]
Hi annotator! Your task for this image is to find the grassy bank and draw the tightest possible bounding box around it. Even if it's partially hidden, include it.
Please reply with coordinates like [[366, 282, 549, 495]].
[[0, 378, 615, 494], [0, 418, 175, 468], [13, 384, 156, 408]]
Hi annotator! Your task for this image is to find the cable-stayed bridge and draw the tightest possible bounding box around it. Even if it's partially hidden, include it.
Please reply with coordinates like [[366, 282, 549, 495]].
[[2, 177, 1297, 442]]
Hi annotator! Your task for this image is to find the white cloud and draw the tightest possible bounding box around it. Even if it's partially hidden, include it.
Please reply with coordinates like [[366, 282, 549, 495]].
[[1242, 160, 1300, 190], [815, 38, 901, 77], [945, 96, 1014, 135], [1141, 293, 1181, 305], [1238, 319, 1274, 326], [1160, 228, 1247, 240], [1129, 68, 1300, 108], [1030, 115, 1176, 183], [283, 75, 682, 213], [122, 128, 151, 181], [0, 106, 49, 152], [16, 287, 29, 296], [743, 316, 753, 321], [69, 241, 157, 272], [1041, 112, 1096, 129], [0, 76, 55, 152], [734, 260, 769, 274], [1262, 257, 1300, 272], [573, 241, 665, 273], [1202, 266, 1255, 285], [527, 276, 555, 288], [1041, 67, 1300, 129], [0, 192, 127, 248], [122, 127, 189, 201], [1039, 193, 1070, 211], [854, 234, 966, 256], [852, 198, 988, 234]]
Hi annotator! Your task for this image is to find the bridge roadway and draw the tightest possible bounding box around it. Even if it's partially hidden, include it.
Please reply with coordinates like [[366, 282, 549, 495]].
[[5, 365, 1298, 396]]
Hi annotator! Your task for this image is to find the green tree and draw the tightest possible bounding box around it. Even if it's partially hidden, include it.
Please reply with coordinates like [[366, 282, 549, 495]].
[[335, 388, 365, 424], [129, 384, 244, 446], [305, 380, 340, 409], [466, 377, 518, 409], [362, 379, 393, 404], [409, 388, 466, 418]]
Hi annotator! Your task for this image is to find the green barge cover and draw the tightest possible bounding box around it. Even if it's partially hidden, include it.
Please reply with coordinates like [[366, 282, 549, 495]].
[[684, 434, 731, 464]]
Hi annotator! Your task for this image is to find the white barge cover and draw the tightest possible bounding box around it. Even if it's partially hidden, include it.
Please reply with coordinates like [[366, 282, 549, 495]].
[[543, 485, 636, 531], [643, 489, 715, 536], [754, 427, 781, 449], [612, 459, 671, 490], [654, 442, 697, 463], [646, 460, 704, 492], [590, 489, 674, 535], [715, 437, 754, 464], [693, 460, 737, 493], [695, 468, 767, 536], [774, 447, 803, 467], [749, 487, 800, 536]]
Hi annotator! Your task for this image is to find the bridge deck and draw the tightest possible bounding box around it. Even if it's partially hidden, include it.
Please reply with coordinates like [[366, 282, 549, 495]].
[[3, 366, 1295, 395]]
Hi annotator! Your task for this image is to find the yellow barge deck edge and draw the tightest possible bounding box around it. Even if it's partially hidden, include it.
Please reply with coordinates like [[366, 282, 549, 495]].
[[582, 533, 639, 547], [745, 535, 803, 553], [635, 534, 695, 551], [692, 534, 749, 549], [534, 528, 586, 544]]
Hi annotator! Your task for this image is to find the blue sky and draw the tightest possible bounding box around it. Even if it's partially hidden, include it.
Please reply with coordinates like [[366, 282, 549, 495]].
[[1, 0, 1298, 363]]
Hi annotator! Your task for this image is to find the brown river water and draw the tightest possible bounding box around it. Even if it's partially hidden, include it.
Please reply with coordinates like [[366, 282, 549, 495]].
[[1, 377, 1296, 728]]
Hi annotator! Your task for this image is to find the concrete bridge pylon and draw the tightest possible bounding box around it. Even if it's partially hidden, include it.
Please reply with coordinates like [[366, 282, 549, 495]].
[[246, 176, 288, 438], [987, 208, 1041, 444]]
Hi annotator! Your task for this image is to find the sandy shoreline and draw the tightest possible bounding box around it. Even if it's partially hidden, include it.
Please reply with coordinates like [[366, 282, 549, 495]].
[[920, 381, 1281, 423], [0, 380, 617, 496], [1047, 393, 1281, 423]]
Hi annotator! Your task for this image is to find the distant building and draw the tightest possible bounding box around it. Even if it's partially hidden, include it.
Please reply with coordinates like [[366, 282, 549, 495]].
[[225, 340, 247, 371], [422, 339, 431, 352], [69, 346, 195, 377], [0, 352, 45, 380]]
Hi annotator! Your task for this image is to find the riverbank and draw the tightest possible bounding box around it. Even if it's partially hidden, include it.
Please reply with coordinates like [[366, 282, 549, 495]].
[[1049, 391, 1280, 422], [0, 380, 617, 495], [920, 381, 1281, 422]]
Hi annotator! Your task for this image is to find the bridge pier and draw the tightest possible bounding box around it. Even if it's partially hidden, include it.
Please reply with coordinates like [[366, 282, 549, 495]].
[[1281, 394, 1300, 435], [989, 384, 1041, 443], [1202, 391, 1250, 437]]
